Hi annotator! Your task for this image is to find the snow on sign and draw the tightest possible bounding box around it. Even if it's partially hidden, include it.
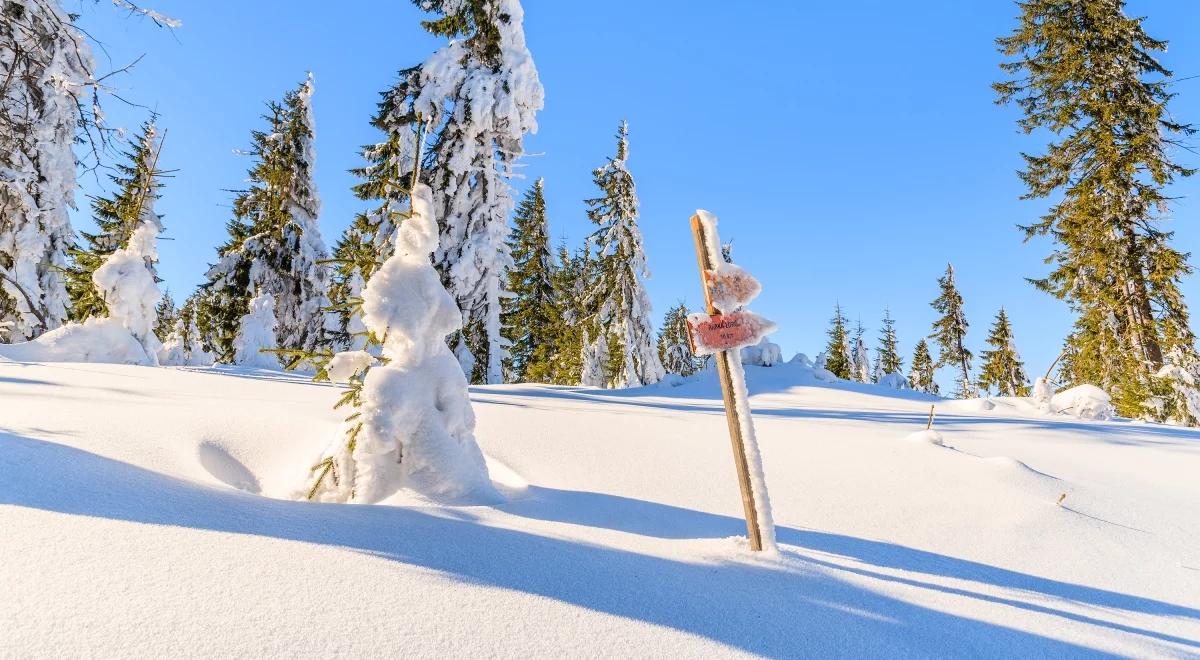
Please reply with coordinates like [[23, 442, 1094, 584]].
[[689, 210, 777, 553], [687, 310, 776, 356]]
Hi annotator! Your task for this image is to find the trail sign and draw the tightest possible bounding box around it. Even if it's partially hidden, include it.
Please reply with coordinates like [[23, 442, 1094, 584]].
[[704, 264, 762, 313], [687, 310, 776, 355], [689, 211, 776, 552]]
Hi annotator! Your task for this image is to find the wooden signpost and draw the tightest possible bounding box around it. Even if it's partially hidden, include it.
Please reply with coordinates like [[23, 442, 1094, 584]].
[[687, 212, 775, 552]]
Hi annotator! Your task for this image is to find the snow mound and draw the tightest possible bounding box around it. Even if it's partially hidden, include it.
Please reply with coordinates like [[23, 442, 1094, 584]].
[[0, 318, 154, 365], [740, 336, 781, 366], [1049, 385, 1114, 421], [904, 429, 945, 446]]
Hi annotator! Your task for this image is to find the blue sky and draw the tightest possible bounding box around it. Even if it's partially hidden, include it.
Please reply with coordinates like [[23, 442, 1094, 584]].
[[72, 1, 1200, 389]]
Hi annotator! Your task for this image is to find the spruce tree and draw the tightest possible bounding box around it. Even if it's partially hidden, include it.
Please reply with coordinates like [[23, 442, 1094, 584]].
[[154, 291, 178, 342], [658, 302, 700, 377], [995, 0, 1199, 420], [502, 179, 557, 382], [978, 307, 1030, 397], [930, 263, 974, 397], [874, 308, 903, 380], [203, 75, 331, 363], [357, 0, 544, 384], [548, 241, 588, 384], [584, 121, 664, 388], [65, 121, 166, 323], [824, 304, 852, 379], [909, 338, 938, 395]]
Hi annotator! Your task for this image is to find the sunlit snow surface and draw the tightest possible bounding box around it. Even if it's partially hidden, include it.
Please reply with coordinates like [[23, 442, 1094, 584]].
[[1, 359, 1198, 657]]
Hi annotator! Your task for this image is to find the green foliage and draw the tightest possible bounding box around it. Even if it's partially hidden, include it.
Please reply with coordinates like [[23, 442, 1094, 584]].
[[977, 308, 1030, 397], [930, 263, 974, 398], [153, 291, 177, 342], [546, 242, 589, 384], [65, 121, 164, 322], [824, 303, 852, 379], [502, 179, 558, 383], [996, 0, 1199, 420], [874, 308, 903, 378], [909, 338, 938, 395]]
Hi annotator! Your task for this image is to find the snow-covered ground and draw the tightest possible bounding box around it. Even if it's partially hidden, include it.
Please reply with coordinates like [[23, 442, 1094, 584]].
[[2, 359, 1198, 657]]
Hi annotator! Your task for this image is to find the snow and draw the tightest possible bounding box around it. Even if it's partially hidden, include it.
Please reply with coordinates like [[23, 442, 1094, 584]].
[[233, 290, 279, 368], [740, 336, 782, 366], [0, 318, 153, 364], [1049, 384, 1115, 421], [878, 372, 911, 389], [324, 350, 373, 383], [91, 213, 164, 364], [2, 359, 1197, 657]]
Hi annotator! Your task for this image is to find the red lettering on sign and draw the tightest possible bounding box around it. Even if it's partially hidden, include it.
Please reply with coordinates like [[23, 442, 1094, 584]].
[[687, 311, 769, 354]]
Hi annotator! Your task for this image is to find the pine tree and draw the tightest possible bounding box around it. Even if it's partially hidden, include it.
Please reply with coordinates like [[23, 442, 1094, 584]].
[[658, 302, 700, 377], [874, 308, 903, 380], [977, 307, 1030, 397], [0, 1, 98, 340], [909, 338, 938, 395], [502, 179, 557, 382], [584, 122, 664, 388], [995, 0, 1199, 420], [851, 319, 871, 383], [824, 304, 852, 379], [579, 328, 608, 387], [548, 241, 588, 384], [930, 263, 974, 397], [154, 291, 178, 342], [203, 75, 331, 363], [324, 218, 374, 351], [358, 0, 544, 384], [65, 121, 166, 323]]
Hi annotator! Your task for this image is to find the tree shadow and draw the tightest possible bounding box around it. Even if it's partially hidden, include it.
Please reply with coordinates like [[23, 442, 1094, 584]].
[[3, 433, 1192, 656]]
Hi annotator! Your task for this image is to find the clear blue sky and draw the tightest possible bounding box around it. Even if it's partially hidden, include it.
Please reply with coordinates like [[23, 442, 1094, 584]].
[[72, 1, 1200, 389]]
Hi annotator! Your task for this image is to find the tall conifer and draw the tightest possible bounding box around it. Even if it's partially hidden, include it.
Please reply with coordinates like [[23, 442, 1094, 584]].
[[502, 179, 556, 382], [930, 263, 974, 398], [978, 307, 1030, 396], [824, 304, 852, 379], [996, 0, 1199, 420]]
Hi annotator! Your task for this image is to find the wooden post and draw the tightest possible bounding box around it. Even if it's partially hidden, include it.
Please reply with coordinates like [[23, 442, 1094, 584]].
[[926, 405, 936, 430], [689, 214, 764, 551]]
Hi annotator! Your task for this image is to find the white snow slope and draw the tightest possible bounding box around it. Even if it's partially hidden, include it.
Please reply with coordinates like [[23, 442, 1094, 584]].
[[1, 360, 1198, 658]]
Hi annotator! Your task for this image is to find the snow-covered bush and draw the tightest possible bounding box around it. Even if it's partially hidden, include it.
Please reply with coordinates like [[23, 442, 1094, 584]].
[[741, 337, 782, 367], [302, 184, 493, 504], [91, 210, 164, 364], [233, 291, 279, 369], [877, 372, 911, 390], [1049, 385, 1114, 421], [789, 353, 813, 368]]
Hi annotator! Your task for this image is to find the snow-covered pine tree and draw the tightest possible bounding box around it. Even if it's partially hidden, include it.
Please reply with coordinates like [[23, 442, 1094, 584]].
[[303, 182, 493, 503], [501, 179, 556, 383], [357, 0, 543, 384], [977, 307, 1029, 397], [0, 0, 99, 340], [930, 263, 974, 398], [154, 291, 177, 342], [851, 319, 871, 383], [873, 308, 902, 382], [160, 293, 215, 367], [65, 121, 165, 323], [584, 122, 664, 388], [658, 302, 700, 377], [233, 289, 279, 369], [203, 74, 330, 364], [824, 304, 852, 379], [909, 338, 938, 394], [996, 0, 1200, 421], [579, 328, 609, 387]]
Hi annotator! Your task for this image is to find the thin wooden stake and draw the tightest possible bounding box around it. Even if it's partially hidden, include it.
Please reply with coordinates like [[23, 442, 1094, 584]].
[[926, 405, 936, 430], [690, 214, 763, 551]]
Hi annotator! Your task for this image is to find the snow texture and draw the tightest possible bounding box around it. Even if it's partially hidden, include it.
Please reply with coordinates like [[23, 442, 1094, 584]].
[[3, 359, 1199, 657], [325, 350, 373, 384], [233, 290, 279, 368], [0, 317, 153, 364]]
